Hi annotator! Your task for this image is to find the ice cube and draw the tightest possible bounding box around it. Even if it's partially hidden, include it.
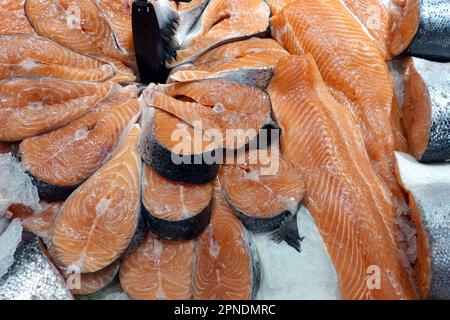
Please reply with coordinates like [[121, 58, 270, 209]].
[[0, 154, 40, 217]]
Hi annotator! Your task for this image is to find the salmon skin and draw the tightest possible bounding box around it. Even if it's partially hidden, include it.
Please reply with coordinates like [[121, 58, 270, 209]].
[[139, 106, 219, 184], [0, 238, 74, 300], [168, 38, 290, 89], [395, 152, 450, 299], [51, 125, 142, 273], [120, 233, 194, 300], [132, 0, 168, 84], [193, 182, 261, 300], [0, 35, 115, 82], [271, 0, 409, 218], [142, 164, 212, 241], [0, 78, 113, 142], [392, 0, 450, 61], [219, 149, 305, 251], [19, 85, 141, 201], [402, 57, 450, 162], [167, 0, 271, 67], [268, 55, 417, 299]]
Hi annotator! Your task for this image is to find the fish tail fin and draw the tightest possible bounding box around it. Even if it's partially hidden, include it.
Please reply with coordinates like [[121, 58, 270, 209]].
[[153, 0, 180, 63], [270, 212, 304, 252]]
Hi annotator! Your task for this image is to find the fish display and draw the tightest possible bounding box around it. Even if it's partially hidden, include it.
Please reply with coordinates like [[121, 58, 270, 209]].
[[168, 38, 289, 88], [51, 125, 142, 273], [167, 0, 271, 67], [0, 35, 115, 81], [0, 239, 74, 300], [219, 149, 305, 250], [392, 0, 450, 61], [271, 0, 408, 218], [193, 182, 260, 299], [0, 0, 35, 35], [142, 164, 213, 241], [19, 85, 140, 201], [25, 0, 136, 71], [0, 78, 113, 142], [267, 55, 417, 299], [120, 233, 194, 300], [0, 0, 449, 302], [395, 152, 450, 299], [402, 57, 450, 162]]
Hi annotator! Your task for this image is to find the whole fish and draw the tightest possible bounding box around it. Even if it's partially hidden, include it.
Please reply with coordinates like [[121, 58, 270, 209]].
[[402, 57, 450, 162], [392, 0, 450, 61], [395, 152, 450, 299], [0, 239, 73, 300]]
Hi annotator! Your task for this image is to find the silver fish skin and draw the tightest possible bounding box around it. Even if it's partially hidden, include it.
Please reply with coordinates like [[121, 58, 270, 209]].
[[0, 239, 73, 300], [395, 152, 450, 300], [403, 57, 450, 162], [408, 0, 450, 61]]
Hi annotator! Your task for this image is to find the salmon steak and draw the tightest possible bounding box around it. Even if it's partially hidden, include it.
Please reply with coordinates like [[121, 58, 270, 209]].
[[51, 125, 142, 273], [402, 57, 450, 162], [271, 0, 408, 217], [142, 164, 213, 241], [168, 38, 289, 89], [140, 106, 219, 184], [0, 78, 113, 142], [95, 0, 134, 55], [0, 35, 116, 82], [120, 233, 194, 300], [25, 0, 136, 70], [142, 80, 278, 151], [0, 0, 35, 35], [168, 0, 270, 67], [395, 152, 450, 300], [19, 84, 141, 201], [193, 181, 260, 299], [219, 149, 305, 250], [267, 54, 417, 299]]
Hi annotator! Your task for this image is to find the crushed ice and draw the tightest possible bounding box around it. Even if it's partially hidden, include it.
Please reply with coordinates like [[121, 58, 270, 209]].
[[0, 154, 40, 217], [0, 219, 23, 279]]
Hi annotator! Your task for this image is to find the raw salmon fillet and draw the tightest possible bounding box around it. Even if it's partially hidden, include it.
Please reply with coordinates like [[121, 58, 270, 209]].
[[341, 0, 394, 60], [267, 55, 417, 299], [120, 233, 194, 300], [169, 0, 270, 67], [0, 78, 112, 142], [51, 125, 142, 273], [19, 84, 141, 200], [192, 181, 260, 300], [271, 0, 408, 216], [25, 0, 136, 70], [168, 38, 289, 88], [0, 0, 35, 35], [0, 35, 115, 81]]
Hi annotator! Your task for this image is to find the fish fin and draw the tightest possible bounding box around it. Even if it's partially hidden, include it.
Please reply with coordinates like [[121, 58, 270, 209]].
[[153, 0, 180, 63], [270, 213, 304, 252]]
